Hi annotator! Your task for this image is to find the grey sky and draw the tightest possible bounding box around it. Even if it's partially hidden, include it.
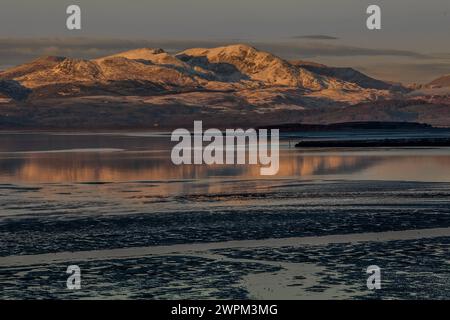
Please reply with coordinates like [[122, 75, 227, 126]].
[[0, 0, 449, 83]]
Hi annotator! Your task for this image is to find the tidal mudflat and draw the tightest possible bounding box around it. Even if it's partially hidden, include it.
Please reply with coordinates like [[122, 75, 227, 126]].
[[1, 132, 450, 299]]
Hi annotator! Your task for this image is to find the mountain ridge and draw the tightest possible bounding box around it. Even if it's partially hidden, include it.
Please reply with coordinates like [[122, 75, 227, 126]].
[[0, 44, 401, 100], [0, 44, 449, 128]]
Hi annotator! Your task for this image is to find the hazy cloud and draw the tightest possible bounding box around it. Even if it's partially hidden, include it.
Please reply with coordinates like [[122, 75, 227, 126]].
[[0, 38, 228, 65], [0, 37, 430, 62], [256, 42, 430, 60], [357, 62, 450, 84], [292, 35, 338, 40]]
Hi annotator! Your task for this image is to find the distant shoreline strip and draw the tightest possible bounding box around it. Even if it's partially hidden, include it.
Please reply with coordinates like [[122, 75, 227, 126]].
[[295, 138, 450, 148]]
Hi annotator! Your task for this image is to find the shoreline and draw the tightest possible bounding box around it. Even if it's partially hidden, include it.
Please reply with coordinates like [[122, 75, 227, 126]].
[[295, 137, 450, 148]]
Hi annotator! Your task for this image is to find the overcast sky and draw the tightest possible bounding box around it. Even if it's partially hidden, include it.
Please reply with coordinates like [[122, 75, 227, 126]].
[[0, 0, 449, 84]]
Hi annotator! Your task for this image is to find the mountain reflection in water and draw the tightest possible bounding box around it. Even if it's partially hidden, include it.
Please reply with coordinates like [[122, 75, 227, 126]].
[[1, 132, 450, 186]]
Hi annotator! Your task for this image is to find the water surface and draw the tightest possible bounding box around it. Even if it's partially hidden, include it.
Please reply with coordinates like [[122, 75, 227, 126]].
[[1, 131, 450, 299]]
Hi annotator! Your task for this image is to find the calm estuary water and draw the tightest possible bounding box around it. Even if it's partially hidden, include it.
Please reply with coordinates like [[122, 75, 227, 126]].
[[1, 131, 450, 185]]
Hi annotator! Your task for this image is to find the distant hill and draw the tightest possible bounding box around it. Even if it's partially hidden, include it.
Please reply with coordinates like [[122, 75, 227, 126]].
[[427, 74, 450, 88], [290, 60, 399, 91], [259, 121, 435, 132]]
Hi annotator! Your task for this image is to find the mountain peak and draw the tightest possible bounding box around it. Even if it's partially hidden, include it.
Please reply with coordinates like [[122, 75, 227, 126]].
[[105, 48, 167, 59], [97, 48, 186, 67], [213, 43, 258, 53], [34, 56, 67, 63], [114, 48, 165, 59], [178, 43, 332, 88], [178, 44, 258, 56]]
